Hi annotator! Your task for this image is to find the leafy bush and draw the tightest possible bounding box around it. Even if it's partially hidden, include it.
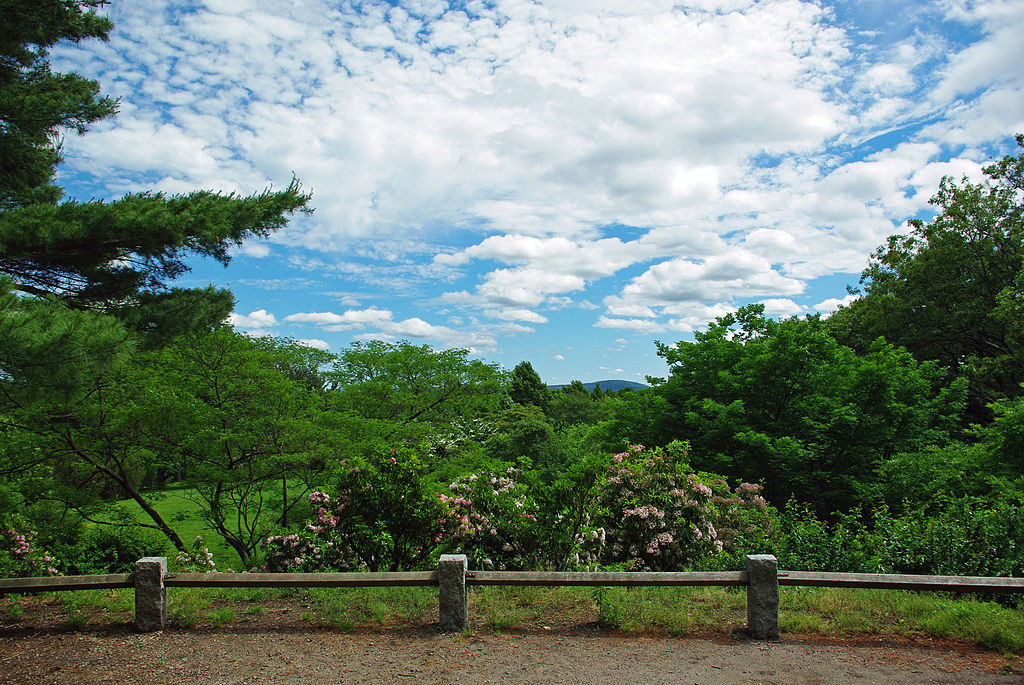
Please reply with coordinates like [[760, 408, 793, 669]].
[[0, 516, 59, 577], [265, 447, 443, 572], [705, 479, 781, 570], [262, 493, 361, 572], [57, 525, 161, 575], [436, 466, 604, 571], [597, 441, 721, 571]]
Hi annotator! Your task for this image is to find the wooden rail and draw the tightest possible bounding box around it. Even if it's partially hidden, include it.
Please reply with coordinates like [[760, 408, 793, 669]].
[[1, 555, 1021, 639], [466, 570, 747, 587], [0, 573, 132, 594], [163, 571, 437, 588], [779, 570, 1024, 593]]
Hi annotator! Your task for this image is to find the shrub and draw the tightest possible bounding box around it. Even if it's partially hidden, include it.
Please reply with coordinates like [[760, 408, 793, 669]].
[[264, 446, 443, 572], [437, 466, 604, 571], [597, 441, 721, 571], [261, 493, 361, 573], [0, 517, 59, 577], [58, 525, 161, 575]]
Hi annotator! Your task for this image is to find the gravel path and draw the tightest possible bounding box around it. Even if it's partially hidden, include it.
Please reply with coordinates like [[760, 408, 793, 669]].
[[2, 626, 1021, 684]]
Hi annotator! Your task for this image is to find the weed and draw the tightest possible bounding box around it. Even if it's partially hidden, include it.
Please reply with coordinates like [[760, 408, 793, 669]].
[[207, 606, 235, 627], [62, 612, 88, 630]]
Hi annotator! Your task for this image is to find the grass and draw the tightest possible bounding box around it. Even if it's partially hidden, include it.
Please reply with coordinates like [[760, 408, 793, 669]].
[[310, 586, 437, 631], [107, 485, 243, 570], [2, 584, 1022, 655]]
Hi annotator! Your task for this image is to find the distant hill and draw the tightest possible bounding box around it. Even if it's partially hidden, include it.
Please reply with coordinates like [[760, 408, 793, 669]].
[[548, 379, 648, 392]]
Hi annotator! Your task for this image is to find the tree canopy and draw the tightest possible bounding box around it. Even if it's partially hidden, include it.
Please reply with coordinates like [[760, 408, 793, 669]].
[[651, 305, 965, 512], [0, 0, 117, 209], [829, 136, 1024, 420]]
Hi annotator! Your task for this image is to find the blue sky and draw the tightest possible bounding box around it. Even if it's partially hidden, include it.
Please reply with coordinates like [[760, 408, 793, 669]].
[[52, 0, 1024, 384]]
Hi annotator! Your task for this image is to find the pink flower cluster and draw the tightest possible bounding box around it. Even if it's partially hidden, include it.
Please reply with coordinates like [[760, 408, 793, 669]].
[[599, 442, 721, 571], [2, 527, 59, 576]]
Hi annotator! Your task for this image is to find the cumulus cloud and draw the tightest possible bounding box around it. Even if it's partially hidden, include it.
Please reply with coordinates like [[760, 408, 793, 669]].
[[298, 338, 330, 350], [48, 0, 1023, 363], [285, 307, 393, 328], [228, 309, 277, 330], [758, 298, 806, 317], [813, 294, 859, 313]]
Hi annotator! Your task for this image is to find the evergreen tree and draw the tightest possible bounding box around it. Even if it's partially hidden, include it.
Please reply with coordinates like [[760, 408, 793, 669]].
[[509, 360, 549, 410], [0, 0, 311, 394]]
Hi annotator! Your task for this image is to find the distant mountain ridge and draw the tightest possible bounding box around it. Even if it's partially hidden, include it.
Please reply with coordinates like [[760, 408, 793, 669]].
[[548, 379, 648, 392]]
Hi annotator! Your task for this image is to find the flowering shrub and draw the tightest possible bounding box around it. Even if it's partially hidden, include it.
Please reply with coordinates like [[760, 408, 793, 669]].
[[437, 466, 605, 570], [704, 479, 781, 569], [597, 441, 721, 571], [263, 447, 443, 572], [0, 519, 59, 577], [262, 493, 360, 572], [172, 536, 221, 573]]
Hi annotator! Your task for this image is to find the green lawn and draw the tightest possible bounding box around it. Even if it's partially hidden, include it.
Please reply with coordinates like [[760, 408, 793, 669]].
[[108, 486, 246, 570]]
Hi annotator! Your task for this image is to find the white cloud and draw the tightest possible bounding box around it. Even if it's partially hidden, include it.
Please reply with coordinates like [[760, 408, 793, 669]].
[[595, 316, 667, 334], [617, 253, 804, 306], [813, 294, 859, 313], [483, 308, 549, 324], [47, 0, 1024, 372], [298, 338, 330, 351], [228, 309, 277, 330], [758, 298, 806, 317], [285, 307, 393, 328], [444, 267, 586, 309]]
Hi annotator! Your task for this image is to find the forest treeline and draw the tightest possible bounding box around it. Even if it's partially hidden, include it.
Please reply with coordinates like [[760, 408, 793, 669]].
[[1, 2, 1022, 581]]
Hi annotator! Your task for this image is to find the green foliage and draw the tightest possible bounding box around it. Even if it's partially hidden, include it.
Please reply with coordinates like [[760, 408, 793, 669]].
[[145, 329, 333, 567], [598, 442, 721, 571], [262, 492, 361, 572], [774, 495, 1024, 579], [831, 135, 1024, 420], [704, 479, 779, 570], [508, 360, 549, 410], [0, 276, 134, 401], [327, 340, 505, 445], [322, 447, 444, 571], [546, 385, 608, 428], [587, 388, 677, 453], [776, 502, 876, 573], [484, 412, 565, 479], [652, 305, 965, 513], [0, 0, 117, 208], [437, 458, 607, 571], [0, 515, 59, 577], [56, 525, 160, 575]]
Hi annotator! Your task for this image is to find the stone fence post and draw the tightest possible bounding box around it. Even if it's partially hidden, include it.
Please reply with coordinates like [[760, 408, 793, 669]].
[[134, 556, 167, 632], [746, 554, 779, 639], [438, 554, 468, 632]]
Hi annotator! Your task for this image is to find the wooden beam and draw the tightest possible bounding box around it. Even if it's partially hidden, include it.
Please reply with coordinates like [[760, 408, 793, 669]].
[[0, 574, 133, 594], [779, 571, 1024, 593], [163, 571, 438, 588], [465, 570, 748, 587]]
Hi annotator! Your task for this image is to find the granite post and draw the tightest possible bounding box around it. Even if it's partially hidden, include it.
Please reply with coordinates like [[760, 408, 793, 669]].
[[134, 556, 167, 632], [438, 554, 468, 632], [746, 554, 779, 639]]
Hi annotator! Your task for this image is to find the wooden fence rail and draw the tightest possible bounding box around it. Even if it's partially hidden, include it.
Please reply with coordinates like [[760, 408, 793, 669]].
[[1, 554, 1022, 639]]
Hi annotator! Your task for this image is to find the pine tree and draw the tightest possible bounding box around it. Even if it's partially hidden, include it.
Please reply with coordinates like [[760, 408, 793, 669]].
[[509, 361, 549, 410], [0, 0, 312, 385]]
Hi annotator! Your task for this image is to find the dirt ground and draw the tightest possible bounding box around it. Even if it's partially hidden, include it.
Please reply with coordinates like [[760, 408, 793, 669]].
[[1, 599, 1022, 684]]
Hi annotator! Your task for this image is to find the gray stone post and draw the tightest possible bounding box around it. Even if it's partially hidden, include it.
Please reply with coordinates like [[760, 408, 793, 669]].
[[746, 554, 779, 639], [438, 554, 468, 632], [134, 556, 167, 632]]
